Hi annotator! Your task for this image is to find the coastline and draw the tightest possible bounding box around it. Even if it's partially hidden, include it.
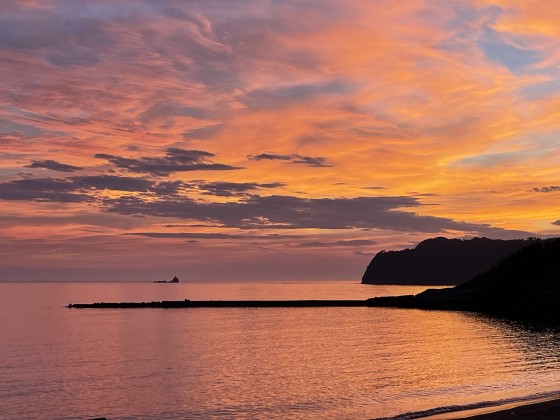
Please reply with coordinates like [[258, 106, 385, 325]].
[[421, 396, 560, 419]]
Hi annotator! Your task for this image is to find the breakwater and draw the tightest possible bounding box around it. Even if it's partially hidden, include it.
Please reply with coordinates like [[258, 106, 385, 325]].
[[67, 298, 413, 309]]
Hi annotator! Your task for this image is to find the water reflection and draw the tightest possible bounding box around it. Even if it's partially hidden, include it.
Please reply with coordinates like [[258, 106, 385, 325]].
[[1, 283, 560, 419], [475, 315, 560, 378]]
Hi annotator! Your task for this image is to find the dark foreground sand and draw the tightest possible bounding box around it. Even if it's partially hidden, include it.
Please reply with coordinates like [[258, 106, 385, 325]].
[[460, 398, 560, 419], [422, 397, 560, 419]]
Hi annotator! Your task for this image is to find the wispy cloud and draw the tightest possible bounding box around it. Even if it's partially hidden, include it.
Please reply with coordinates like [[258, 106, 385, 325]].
[[248, 153, 332, 167], [297, 239, 377, 248], [125, 232, 296, 240]]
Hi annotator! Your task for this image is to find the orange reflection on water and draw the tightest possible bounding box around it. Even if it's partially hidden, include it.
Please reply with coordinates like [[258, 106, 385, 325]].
[[2, 282, 560, 419]]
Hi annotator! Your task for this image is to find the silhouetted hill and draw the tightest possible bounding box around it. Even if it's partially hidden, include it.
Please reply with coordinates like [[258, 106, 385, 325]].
[[362, 237, 536, 285], [367, 238, 560, 324]]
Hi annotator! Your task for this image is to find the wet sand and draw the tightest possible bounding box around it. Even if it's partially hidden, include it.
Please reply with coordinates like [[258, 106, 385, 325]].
[[423, 397, 560, 419], [460, 397, 560, 419]]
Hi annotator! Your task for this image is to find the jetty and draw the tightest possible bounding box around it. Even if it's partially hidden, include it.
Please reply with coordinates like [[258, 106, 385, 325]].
[[67, 299, 394, 309]]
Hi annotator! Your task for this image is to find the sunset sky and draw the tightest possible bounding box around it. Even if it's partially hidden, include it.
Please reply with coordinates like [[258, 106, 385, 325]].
[[2, 0, 560, 282]]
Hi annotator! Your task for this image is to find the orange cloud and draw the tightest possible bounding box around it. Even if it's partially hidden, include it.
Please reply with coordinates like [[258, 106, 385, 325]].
[[1, 1, 560, 280]]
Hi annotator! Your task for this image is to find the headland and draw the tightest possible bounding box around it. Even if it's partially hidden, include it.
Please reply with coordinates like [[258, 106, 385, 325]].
[[362, 237, 535, 285]]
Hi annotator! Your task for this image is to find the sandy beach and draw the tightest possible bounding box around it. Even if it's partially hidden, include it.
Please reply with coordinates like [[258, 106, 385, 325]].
[[460, 398, 560, 419], [423, 397, 560, 419]]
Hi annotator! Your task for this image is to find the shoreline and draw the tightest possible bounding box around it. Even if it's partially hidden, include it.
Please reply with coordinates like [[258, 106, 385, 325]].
[[421, 396, 560, 419]]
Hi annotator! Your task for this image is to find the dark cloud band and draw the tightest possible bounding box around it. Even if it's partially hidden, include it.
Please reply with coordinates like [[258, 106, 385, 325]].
[[26, 160, 83, 172], [95, 148, 242, 176], [533, 186, 560, 193]]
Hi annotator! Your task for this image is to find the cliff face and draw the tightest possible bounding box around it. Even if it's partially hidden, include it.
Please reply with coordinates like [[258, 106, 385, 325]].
[[362, 237, 535, 285], [367, 238, 560, 324]]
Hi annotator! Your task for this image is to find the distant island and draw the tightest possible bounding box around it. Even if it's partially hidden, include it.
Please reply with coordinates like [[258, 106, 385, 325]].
[[367, 238, 560, 324], [362, 237, 537, 285], [153, 276, 180, 283]]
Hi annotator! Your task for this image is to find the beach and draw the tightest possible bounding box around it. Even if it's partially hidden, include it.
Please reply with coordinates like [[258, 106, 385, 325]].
[[423, 397, 560, 419], [464, 398, 560, 419]]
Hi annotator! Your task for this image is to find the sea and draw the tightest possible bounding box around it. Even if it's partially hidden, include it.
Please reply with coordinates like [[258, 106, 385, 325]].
[[2, 281, 560, 420]]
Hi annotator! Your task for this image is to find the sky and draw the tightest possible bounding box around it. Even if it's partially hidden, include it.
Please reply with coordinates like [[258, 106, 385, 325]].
[[1, 0, 560, 282]]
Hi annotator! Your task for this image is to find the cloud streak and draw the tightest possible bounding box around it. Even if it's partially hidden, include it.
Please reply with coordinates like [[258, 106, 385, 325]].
[[533, 186, 560, 193], [248, 153, 332, 167], [297, 239, 378, 248], [94, 148, 242, 176], [125, 232, 296, 240], [26, 160, 83, 172]]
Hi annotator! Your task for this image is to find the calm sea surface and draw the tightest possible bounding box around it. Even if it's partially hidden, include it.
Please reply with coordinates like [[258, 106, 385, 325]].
[[2, 282, 560, 419]]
